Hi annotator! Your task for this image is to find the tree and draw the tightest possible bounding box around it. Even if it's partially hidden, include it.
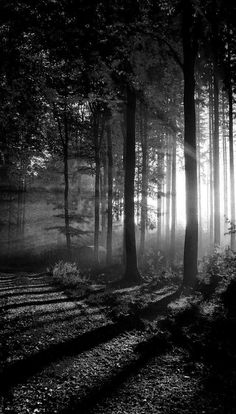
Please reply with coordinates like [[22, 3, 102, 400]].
[[139, 102, 148, 265], [123, 85, 141, 284], [106, 117, 113, 264], [182, 0, 198, 287]]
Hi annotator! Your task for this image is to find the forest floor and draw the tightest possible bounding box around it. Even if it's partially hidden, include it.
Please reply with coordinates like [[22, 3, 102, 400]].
[[1, 270, 236, 414]]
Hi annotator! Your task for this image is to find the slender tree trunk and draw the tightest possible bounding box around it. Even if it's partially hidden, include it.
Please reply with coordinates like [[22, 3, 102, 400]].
[[170, 135, 176, 263], [121, 116, 126, 265], [196, 97, 202, 257], [107, 119, 113, 264], [213, 70, 220, 246], [165, 136, 172, 254], [157, 150, 163, 250], [182, 0, 198, 287], [139, 104, 148, 265], [222, 93, 228, 221], [209, 77, 214, 248], [123, 85, 141, 283], [161, 148, 166, 249]]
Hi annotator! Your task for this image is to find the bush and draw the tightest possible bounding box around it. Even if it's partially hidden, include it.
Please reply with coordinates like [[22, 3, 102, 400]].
[[222, 278, 236, 316], [197, 248, 236, 300], [52, 261, 89, 289], [140, 248, 181, 286]]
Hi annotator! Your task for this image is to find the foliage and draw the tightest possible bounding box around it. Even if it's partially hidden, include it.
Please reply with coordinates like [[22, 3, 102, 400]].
[[140, 248, 181, 286], [158, 250, 236, 375], [52, 261, 89, 289], [221, 278, 236, 317], [197, 247, 236, 299]]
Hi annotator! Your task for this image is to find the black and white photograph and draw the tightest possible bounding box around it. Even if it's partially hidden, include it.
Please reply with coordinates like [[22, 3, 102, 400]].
[[0, 0, 236, 412]]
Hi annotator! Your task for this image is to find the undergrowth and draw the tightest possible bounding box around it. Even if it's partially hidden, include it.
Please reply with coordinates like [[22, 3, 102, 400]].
[[160, 248, 236, 371], [140, 248, 182, 286], [52, 261, 90, 290]]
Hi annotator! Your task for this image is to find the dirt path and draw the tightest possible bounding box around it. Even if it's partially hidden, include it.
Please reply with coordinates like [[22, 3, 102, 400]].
[[0, 272, 229, 414]]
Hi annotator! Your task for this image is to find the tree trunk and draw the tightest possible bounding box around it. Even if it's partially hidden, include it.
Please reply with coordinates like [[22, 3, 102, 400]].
[[213, 70, 220, 246], [136, 141, 141, 223], [107, 119, 113, 264], [196, 97, 203, 257], [123, 85, 141, 284], [227, 38, 236, 251], [101, 148, 107, 247], [139, 104, 148, 265], [156, 150, 163, 251], [209, 76, 214, 249], [94, 118, 100, 263], [165, 136, 172, 254], [222, 93, 228, 222], [64, 114, 71, 253], [170, 135, 176, 263], [182, 0, 198, 287]]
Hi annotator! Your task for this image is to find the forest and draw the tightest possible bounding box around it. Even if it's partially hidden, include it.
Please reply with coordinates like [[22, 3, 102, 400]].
[[1, 0, 236, 413]]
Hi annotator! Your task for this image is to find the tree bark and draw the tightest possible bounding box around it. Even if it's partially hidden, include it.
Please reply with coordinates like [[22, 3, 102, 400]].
[[156, 150, 163, 250], [94, 116, 100, 263], [182, 0, 198, 287], [226, 36, 236, 251], [64, 111, 71, 253], [139, 104, 148, 265], [213, 70, 220, 246], [101, 147, 107, 247], [165, 136, 172, 253], [209, 76, 214, 248], [196, 96, 203, 257], [123, 85, 141, 284], [170, 135, 176, 263], [107, 119, 113, 264]]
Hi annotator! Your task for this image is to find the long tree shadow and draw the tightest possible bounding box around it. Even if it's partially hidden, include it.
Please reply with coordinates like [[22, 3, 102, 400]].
[[0, 276, 17, 281], [0, 288, 63, 300], [1, 295, 88, 311], [6, 303, 84, 324], [58, 332, 171, 414], [0, 289, 181, 393], [0, 282, 17, 287], [0, 284, 54, 292], [2, 307, 104, 339], [0, 319, 142, 392]]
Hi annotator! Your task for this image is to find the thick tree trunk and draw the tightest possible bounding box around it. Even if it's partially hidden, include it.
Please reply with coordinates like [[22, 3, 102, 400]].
[[101, 149, 107, 246], [170, 135, 176, 263], [123, 85, 141, 284], [64, 116, 71, 252], [136, 141, 141, 223], [182, 0, 198, 287], [94, 118, 100, 263], [213, 70, 220, 246], [156, 150, 163, 250], [139, 104, 148, 265], [107, 119, 113, 264], [228, 81, 235, 250], [226, 39, 236, 251], [222, 93, 228, 221]]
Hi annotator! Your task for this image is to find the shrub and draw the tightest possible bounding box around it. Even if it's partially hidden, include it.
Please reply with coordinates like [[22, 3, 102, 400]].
[[52, 261, 89, 289], [221, 278, 236, 316], [140, 248, 181, 286], [197, 248, 236, 299]]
